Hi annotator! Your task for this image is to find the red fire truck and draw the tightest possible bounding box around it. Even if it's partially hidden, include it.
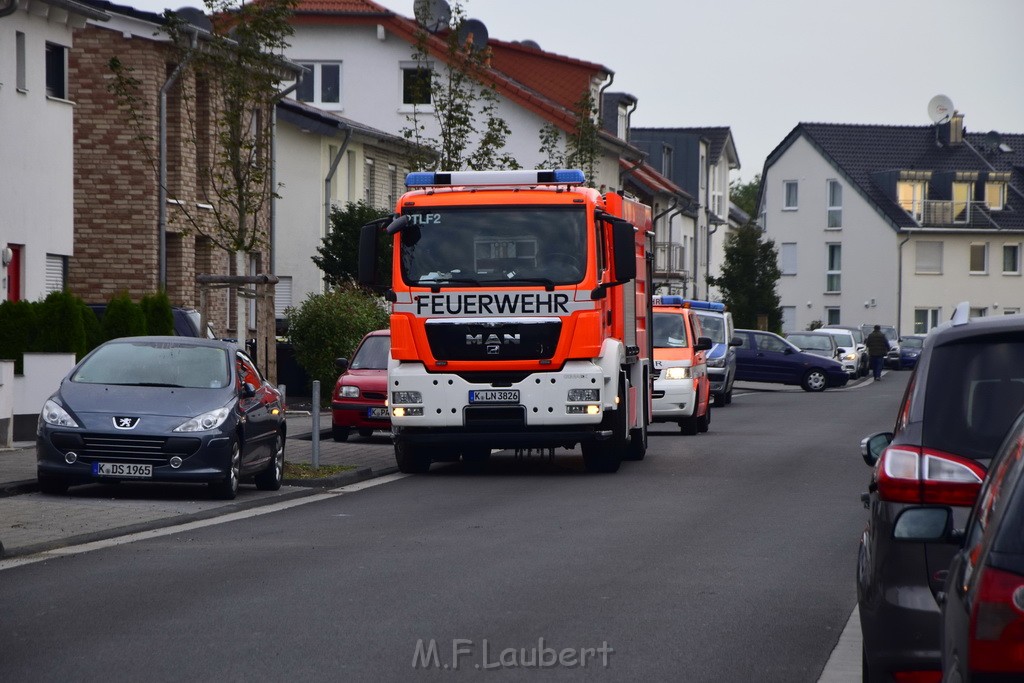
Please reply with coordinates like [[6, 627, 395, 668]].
[[358, 169, 654, 474]]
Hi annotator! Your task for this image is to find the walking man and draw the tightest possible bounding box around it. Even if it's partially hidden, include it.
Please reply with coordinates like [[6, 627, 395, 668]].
[[865, 325, 891, 381]]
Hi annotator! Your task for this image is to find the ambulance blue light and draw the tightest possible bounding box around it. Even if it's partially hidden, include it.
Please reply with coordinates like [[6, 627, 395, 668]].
[[652, 296, 725, 311], [405, 169, 586, 188], [683, 299, 726, 311], [654, 295, 685, 306]]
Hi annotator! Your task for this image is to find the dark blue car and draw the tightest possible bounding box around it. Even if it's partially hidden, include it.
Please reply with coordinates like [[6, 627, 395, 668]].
[[895, 334, 925, 369], [734, 329, 849, 392]]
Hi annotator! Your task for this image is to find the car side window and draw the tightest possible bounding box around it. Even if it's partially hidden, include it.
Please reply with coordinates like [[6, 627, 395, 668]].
[[236, 353, 262, 390]]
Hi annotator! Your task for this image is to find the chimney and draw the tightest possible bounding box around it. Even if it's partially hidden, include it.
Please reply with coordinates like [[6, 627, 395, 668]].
[[937, 112, 964, 146]]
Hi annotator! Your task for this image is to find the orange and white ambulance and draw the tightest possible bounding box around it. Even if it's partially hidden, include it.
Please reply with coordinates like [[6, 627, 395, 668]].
[[650, 296, 712, 434]]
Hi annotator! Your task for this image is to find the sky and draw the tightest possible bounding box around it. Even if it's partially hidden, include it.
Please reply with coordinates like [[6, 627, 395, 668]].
[[126, 0, 1023, 183]]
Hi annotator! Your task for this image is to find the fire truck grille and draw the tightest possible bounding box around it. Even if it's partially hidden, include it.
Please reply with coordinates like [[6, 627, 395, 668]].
[[463, 405, 526, 429], [426, 320, 562, 361]]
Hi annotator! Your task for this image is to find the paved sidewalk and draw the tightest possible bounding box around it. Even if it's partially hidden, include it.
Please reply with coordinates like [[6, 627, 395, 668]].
[[0, 408, 398, 559]]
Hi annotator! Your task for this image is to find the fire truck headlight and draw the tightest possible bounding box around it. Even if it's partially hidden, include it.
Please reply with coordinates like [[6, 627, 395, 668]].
[[664, 366, 692, 380], [392, 391, 422, 404], [567, 389, 600, 402], [566, 404, 601, 415], [393, 407, 423, 417]]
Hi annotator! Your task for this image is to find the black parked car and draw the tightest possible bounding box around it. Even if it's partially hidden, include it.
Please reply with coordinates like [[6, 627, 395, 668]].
[[734, 329, 849, 392], [857, 306, 1024, 682], [36, 337, 286, 500], [940, 408, 1024, 682]]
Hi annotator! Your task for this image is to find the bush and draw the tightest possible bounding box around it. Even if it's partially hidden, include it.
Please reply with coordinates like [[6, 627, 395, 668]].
[[78, 300, 104, 353], [286, 284, 389, 397], [35, 290, 87, 359], [102, 292, 147, 340], [141, 291, 174, 336], [0, 299, 38, 374]]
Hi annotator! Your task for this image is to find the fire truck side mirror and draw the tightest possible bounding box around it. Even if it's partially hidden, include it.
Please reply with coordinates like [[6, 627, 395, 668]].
[[611, 219, 637, 282], [358, 221, 383, 287]]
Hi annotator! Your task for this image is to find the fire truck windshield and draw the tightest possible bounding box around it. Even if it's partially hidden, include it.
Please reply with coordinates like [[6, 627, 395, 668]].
[[399, 206, 587, 286]]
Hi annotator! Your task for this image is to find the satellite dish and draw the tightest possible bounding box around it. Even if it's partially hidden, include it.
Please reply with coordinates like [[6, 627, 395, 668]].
[[174, 6, 212, 32], [927, 94, 955, 124], [456, 18, 489, 51], [414, 0, 451, 33], [520, 39, 541, 50], [985, 130, 1002, 147]]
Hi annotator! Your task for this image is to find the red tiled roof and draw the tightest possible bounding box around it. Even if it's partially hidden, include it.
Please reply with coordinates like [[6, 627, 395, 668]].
[[292, 0, 392, 15], [488, 38, 611, 112]]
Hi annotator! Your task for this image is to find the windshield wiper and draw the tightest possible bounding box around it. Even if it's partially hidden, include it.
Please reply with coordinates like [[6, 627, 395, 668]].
[[421, 277, 481, 292], [481, 277, 556, 291]]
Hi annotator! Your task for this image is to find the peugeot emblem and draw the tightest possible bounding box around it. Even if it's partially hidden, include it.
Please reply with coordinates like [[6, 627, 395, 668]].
[[113, 416, 140, 430]]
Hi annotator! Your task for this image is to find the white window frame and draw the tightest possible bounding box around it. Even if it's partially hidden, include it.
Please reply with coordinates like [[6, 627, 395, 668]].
[[1002, 243, 1021, 275], [400, 61, 434, 111], [783, 180, 798, 210], [826, 179, 842, 229], [914, 308, 942, 334], [364, 158, 376, 207], [44, 254, 66, 294], [295, 61, 342, 108], [825, 307, 841, 325], [985, 182, 1007, 211], [780, 242, 797, 276], [969, 242, 988, 275], [45, 42, 68, 100], [825, 243, 841, 293], [915, 240, 943, 275]]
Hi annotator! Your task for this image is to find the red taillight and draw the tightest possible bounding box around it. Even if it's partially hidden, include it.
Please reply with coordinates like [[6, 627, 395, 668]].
[[891, 671, 941, 683], [875, 446, 984, 505], [969, 565, 1024, 673]]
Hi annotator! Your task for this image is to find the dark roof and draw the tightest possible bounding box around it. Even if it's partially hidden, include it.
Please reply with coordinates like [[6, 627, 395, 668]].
[[762, 122, 1024, 231], [632, 126, 739, 168], [277, 98, 407, 145]]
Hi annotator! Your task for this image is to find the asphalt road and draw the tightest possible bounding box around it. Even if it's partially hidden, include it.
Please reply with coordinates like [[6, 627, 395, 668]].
[[0, 373, 907, 681]]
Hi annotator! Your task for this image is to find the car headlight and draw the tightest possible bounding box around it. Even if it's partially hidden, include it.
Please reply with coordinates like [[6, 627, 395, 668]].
[[338, 385, 359, 398], [706, 357, 725, 368], [174, 406, 231, 432], [40, 399, 81, 428], [664, 366, 692, 380], [843, 352, 858, 361]]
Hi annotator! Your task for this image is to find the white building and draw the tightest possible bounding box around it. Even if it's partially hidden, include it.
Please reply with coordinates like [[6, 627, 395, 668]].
[[0, 0, 107, 302], [759, 115, 1024, 335]]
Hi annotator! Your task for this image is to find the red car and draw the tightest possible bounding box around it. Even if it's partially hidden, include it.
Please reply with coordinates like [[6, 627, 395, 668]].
[[331, 330, 390, 441]]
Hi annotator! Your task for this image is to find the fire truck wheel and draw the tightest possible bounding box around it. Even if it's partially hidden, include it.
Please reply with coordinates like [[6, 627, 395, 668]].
[[582, 441, 622, 473], [624, 375, 648, 461], [394, 440, 431, 474]]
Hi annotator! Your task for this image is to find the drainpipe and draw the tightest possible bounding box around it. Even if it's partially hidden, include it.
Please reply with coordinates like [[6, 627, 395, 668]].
[[0, 0, 18, 18], [269, 79, 301, 274], [897, 233, 910, 335], [323, 125, 353, 243], [158, 28, 199, 291], [596, 72, 614, 130]]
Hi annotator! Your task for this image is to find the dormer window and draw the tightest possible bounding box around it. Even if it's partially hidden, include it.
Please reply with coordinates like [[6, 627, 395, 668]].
[[898, 180, 926, 221], [984, 173, 1010, 211]]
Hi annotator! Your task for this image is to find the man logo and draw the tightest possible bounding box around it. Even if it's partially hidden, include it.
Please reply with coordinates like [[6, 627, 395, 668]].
[[113, 416, 140, 430]]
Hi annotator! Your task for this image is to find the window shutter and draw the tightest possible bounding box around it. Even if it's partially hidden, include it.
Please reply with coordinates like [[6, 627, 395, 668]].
[[45, 254, 66, 293], [275, 277, 292, 318]]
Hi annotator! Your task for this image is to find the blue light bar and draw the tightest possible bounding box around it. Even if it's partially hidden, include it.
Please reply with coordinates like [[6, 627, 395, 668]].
[[652, 296, 726, 311], [405, 169, 586, 188]]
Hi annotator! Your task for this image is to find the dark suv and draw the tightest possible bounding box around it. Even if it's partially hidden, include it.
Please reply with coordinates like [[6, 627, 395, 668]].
[[857, 306, 1024, 682]]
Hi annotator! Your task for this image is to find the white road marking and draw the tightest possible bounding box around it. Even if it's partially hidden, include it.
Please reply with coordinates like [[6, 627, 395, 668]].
[[817, 606, 861, 682], [0, 473, 410, 572]]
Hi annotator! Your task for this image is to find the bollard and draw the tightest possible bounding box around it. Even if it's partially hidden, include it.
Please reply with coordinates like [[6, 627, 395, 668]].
[[311, 380, 320, 469]]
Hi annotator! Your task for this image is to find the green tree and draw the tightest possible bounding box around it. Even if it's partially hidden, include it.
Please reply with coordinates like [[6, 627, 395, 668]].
[[537, 91, 601, 185], [730, 174, 761, 218], [0, 300, 38, 373], [286, 285, 390, 398], [108, 0, 300, 343], [403, 0, 518, 171], [707, 223, 782, 332], [102, 292, 147, 340], [141, 291, 175, 335], [34, 291, 87, 359], [312, 202, 393, 288]]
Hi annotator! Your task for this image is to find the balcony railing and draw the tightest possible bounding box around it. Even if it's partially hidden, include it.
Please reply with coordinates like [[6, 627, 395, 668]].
[[901, 200, 1000, 229], [654, 242, 687, 276]]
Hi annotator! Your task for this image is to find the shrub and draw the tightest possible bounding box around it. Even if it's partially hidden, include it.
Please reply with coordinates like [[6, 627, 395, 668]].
[[78, 300, 104, 353], [35, 290, 87, 359], [102, 292, 147, 340], [141, 291, 174, 335], [0, 299, 38, 373], [286, 284, 389, 397]]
